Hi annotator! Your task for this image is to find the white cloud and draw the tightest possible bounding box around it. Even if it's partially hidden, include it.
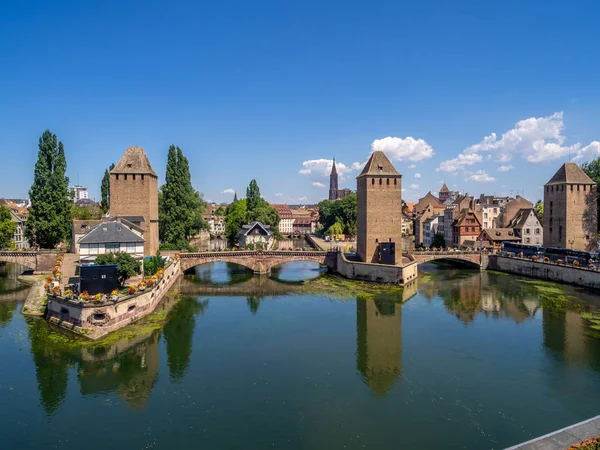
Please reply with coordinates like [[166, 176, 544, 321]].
[[497, 165, 513, 172], [414, 173, 421, 179], [312, 182, 325, 188], [438, 153, 483, 173], [275, 192, 283, 196], [371, 136, 434, 161], [437, 112, 600, 172], [408, 164, 417, 169], [299, 159, 353, 180], [221, 188, 235, 195], [464, 170, 495, 182], [351, 161, 365, 170], [298, 196, 308, 202], [409, 184, 419, 189]]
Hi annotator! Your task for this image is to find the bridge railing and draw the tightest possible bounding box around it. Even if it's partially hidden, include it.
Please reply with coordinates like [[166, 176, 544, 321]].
[[179, 250, 333, 258], [409, 250, 484, 256]]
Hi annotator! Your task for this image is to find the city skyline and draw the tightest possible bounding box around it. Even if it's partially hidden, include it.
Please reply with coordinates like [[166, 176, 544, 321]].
[[2, 1, 600, 203]]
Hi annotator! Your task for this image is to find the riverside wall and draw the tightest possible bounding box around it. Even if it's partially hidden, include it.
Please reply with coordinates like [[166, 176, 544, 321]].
[[333, 252, 418, 285], [488, 255, 600, 289], [46, 259, 181, 340]]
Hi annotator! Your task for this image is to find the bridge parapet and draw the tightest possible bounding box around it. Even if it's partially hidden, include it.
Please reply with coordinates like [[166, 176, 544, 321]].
[[0, 250, 62, 273]]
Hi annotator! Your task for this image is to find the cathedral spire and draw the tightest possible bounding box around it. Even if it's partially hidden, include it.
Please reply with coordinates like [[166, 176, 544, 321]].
[[233, 191, 238, 202], [329, 158, 339, 201]]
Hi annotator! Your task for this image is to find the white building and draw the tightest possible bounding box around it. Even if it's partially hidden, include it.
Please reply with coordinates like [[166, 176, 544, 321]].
[[271, 204, 294, 235], [78, 220, 145, 264], [480, 204, 501, 229], [70, 185, 89, 202], [508, 208, 544, 245], [423, 215, 442, 248], [238, 222, 274, 249]]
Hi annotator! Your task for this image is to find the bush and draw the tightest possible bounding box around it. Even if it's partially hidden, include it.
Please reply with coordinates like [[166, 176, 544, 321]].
[[95, 252, 141, 284]]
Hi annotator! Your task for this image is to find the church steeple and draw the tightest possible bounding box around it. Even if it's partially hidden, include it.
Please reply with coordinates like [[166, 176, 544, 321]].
[[329, 158, 339, 201], [233, 191, 238, 202]]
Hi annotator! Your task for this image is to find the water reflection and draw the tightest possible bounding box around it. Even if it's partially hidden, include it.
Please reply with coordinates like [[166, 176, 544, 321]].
[[270, 261, 326, 283], [186, 262, 253, 285], [196, 238, 228, 251], [275, 238, 312, 250], [356, 295, 402, 396]]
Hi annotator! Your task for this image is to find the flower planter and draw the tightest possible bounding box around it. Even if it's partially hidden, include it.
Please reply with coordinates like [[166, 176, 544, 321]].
[[110, 295, 119, 302]]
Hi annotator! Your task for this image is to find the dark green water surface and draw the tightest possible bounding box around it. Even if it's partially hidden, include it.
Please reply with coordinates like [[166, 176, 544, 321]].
[[2, 261, 600, 449]]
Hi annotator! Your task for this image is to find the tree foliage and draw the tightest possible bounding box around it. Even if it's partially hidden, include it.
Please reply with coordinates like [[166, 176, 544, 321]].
[[224, 180, 280, 246], [159, 145, 207, 247], [214, 206, 226, 216], [71, 204, 103, 220], [0, 205, 17, 250], [327, 221, 344, 236], [317, 194, 357, 236], [581, 159, 600, 231], [432, 232, 445, 248], [26, 130, 71, 249], [144, 249, 165, 276], [534, 200, 544, 223], [225, 199, 248, 245], [94, 252, 141, 284], [100, 163, 115, 213]]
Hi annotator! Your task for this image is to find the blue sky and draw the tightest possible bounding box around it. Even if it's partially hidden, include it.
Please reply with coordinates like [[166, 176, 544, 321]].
[[1, 0, 600, 204]]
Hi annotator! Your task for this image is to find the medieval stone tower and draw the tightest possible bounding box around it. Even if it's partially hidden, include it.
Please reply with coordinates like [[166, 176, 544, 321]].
[[110, 147, 159, 256], [543, 162, 597, 251], [356, 151, 403, 263]]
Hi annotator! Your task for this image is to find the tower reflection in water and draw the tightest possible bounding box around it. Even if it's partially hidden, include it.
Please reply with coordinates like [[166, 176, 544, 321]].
[[355, 281, 417, 396]]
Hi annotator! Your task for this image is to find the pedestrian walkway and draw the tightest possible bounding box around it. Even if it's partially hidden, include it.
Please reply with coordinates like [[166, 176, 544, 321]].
[[60, 253, 80, 288]]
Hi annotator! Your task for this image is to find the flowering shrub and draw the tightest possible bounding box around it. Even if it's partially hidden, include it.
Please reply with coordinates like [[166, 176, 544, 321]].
[[51, 286, 60, 295], [128, 285, 136, 295], [79, 291, 90, 301], [64, 289, 73, 298], [149, 278, 156, 287], [93, 293, 103, 303], [139, 281, 147, 288], [111, 289, 119, 296]]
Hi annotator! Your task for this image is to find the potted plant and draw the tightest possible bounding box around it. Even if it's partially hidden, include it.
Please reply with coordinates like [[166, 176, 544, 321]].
[[138, 281, 147, 291], [149, 277, 156, 287], [51, 285, 60, 296], [573, 260, 581, 267], [92, 293, 103, 304], [64, 289, 73, 300], [544, 257, 550, 263], [531, 255, 538, 261], [110, 289, 119, 301], [557, 259, 564, 265], [55, 272, 62, 281], [128, 285, 136, 295], [79, 291, 90, 302]]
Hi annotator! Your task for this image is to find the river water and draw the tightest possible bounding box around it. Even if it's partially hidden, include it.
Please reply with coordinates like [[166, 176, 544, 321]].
[[1, 261, 600, 449]]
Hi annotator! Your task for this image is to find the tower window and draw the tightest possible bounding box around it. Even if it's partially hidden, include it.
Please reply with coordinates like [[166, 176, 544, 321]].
[[133, 174, 136, 181], [394, 179, 397, 185], [584, 185, 587, 191], [578, 185, 580, 191], [387, 178, 390, 185], [571, 185, 573, 191], [116, 174, 119, 180], [372, 178, 375, 185], [141, 174, 144, 180], [379, 178, 382, 185], [124, 174, 128, 180]]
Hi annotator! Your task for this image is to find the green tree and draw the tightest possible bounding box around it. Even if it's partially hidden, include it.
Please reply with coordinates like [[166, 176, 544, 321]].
[[71, 203, 103, 220], [100, 163, 115, 213], [143, 249, 165, 277], [317, 193, 357, 236], [215, 205, 226, 216], [0, 206, 16, 250], [327, 221, 344, 236], [248, 202, 280, 232], [246, 179, 261, 212], [160, 145, 204, 247], [225, 199, 247, 245], [26, 130, 71, 249], [94, 252, 141, 284], [534, 200, 544, 223], [580, 159, 600, 231], [432, 232, 445, 248]]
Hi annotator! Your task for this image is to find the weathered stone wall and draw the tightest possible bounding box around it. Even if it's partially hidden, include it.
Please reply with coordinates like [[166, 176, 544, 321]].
[[488, 255, 600, 289], [47, 259, 181, 339], [335, 252, 417, 285], [0, 250, 61, 273], [110, 172, 159, 256], [356, 174, 403, 263]]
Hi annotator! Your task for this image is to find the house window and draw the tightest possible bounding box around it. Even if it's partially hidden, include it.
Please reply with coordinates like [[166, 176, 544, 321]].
[[525, 237, 530, 243], [525, 228, 530, 234], [535, 228, 540, 234], [89, 244, 99, 255], [126, 242, 136, 252], [106, 243, 120, 253]]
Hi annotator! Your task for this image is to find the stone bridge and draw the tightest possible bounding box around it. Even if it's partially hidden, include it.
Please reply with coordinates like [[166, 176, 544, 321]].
[[405, 251, 488, 269], [179, 250, 338, 275], [0, 250, 62, 273]]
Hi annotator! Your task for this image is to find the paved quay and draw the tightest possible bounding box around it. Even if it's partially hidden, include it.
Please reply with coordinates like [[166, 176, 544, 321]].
[[505, 416, 600, 449]]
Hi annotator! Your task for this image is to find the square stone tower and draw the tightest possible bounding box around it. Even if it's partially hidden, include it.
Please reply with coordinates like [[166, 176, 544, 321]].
[[543, 162, 597, 251], [356, 151, 403, 263], [110, 147, 159, 256]]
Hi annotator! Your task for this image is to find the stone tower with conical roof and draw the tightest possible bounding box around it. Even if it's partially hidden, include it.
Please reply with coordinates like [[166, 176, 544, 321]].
[[329, 158, 339, 201], [543, 162, 597, 251], [356, 151, 403, 263], [439, 183, 450, 203], [110, 147, 159, 255]]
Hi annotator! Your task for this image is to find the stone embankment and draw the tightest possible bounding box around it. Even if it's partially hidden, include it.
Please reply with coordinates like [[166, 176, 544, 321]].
[[489, 255, 600, 290], [46, 258, 181, 340]]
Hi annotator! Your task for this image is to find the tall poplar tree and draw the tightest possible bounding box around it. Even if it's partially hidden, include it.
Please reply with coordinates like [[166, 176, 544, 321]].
[[246, 179, 261, 212], [26, 130, 71, 249], [100, 163, 115, 213], [160, 145, 203, 246]]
